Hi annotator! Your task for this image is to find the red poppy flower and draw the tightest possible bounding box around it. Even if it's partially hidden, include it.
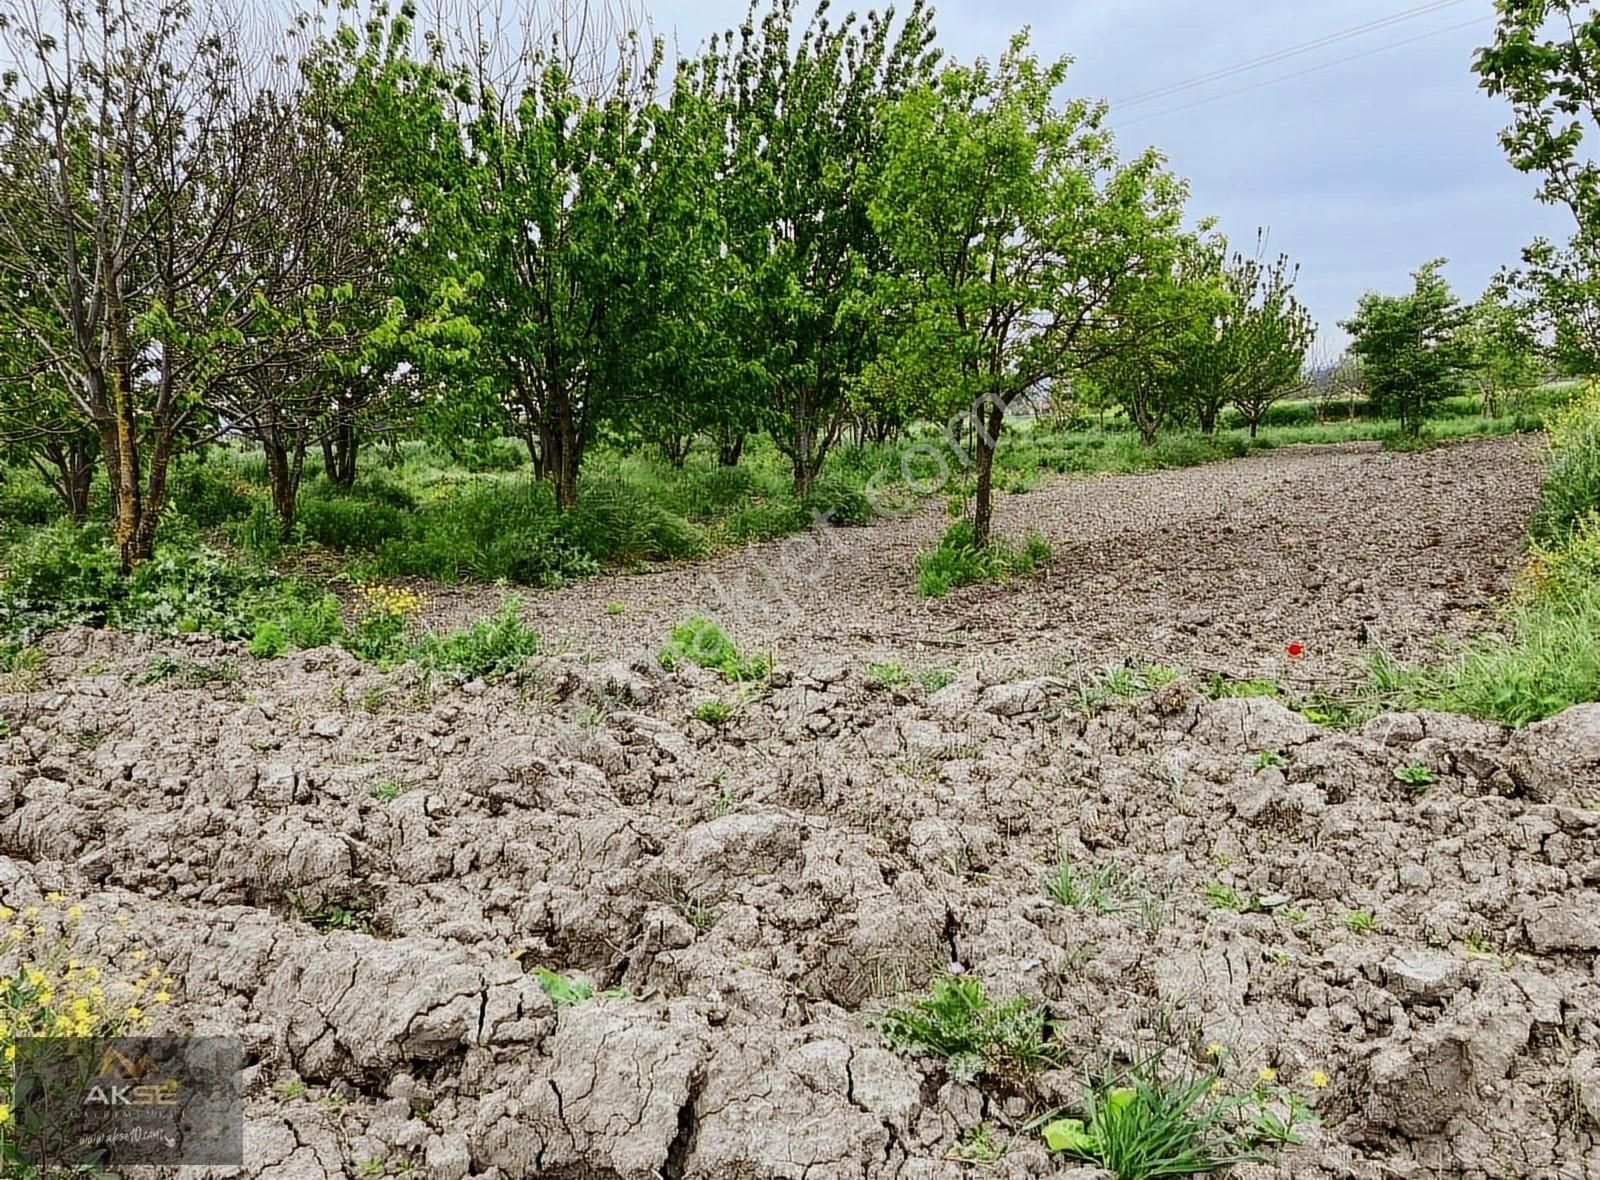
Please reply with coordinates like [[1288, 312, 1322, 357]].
[[1286, 642, 1304, 659]]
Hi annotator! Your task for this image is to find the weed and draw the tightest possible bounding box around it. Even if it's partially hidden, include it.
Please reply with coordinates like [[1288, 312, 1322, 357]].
[[650, 873, 715, 930], [1202, 674, 1281, 700], [605, 600, 626, 616], [1393, 762, 1437, 789], [288, 894, 377, 934], [659, 616, 769, 681], [1045, 851, 1133, 914], [275, 1079, 307, 1101], [532, 967, 596, 1009], [918, 666, 956, 693], [865, 660, 910, 687], [691, 698, 732, 726], [881, 975, 1059, 1084], [360, 685, 390, 713], [915, 520, 1052, 598], [1201, 883, 1260, 914], [370, 779, 408, 802], [948, 1122, 1008, 1165], [1253, 750, 1288, 771], [1345, 909, 1377, 934], [410, 602, 540, 680]]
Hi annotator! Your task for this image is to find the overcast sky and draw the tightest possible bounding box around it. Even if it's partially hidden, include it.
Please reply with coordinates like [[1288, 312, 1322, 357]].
[[651, 0, 1572, 353]]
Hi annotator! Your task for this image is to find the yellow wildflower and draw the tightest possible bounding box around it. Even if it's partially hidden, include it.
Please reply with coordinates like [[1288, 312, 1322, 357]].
[[126, 1006, 144, 1021], [0, 1103, 11, 1124], [46, 891, 63, 904], [154, 990, 171, 1005], [0, 905, 14, 921], [67, 904, 83, 922], [1309, 1069, 1329, 1089], [1257, 1066, 1277, 1084], [1205, 1042, 1224, 1058]]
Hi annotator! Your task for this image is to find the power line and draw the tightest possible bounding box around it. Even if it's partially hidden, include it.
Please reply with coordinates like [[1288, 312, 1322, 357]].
[[1110, 14, 1488, 130], [1112, 0, 1475, 110]]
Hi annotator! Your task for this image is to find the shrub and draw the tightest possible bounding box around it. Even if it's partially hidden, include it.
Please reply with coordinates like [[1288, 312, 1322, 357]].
[[881, 975, 1058, 1084], [1041, 1066, 1242, 1180], [166, 456, 258, 526], [691, 698, 732, 726], [916, 521, 1052, 598], [296, 495, 409, 552], [0, 475, 61, 526], [411, 602, 540, 680]]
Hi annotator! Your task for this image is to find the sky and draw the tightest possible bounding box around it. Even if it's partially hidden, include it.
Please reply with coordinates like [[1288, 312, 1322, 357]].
[[650, 0, 1574, 353]]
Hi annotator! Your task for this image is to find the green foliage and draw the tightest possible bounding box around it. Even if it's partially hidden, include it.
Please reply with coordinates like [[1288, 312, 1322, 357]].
[[532, 967, 596, 1010], [1475, 3, 1600, 375], [1345, 909, 1377, 934], [1039, 1063, 1247, 1180], [691, 698, 732, 726], [916, 521, 1051, 597], [1340, 260, 1471, 437], [881, 975, 1058, 1084], [1393, 763, 1437, 789], [1368, 385, 1600, 725], [659, 617, 769, 682], [409, 603, 540, 680], [1045, 853, 1134, 914]]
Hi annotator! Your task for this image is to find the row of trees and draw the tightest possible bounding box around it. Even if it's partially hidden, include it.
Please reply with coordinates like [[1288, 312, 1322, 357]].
[[0, 0, 1319, 560]]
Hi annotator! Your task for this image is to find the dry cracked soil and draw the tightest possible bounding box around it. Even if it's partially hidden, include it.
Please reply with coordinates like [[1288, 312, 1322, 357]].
[[4, 434, 1600, 1180]]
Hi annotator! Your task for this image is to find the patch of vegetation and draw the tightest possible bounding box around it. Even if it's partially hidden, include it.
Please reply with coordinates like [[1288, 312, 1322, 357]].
[[691, 698, 732, 726], [1345, 909, 1377, 935], [865, 660, 910, 687], [370, 779, 409, 802], [915, 520, 1051, 598], [1201, 883, 1262, 914], [529, 966, 627, 1010], [1393, 763, 1437, 789], [1044, 851, 1135, 914], [409, 602, 540, 680], [1253, 750, 1287, 770], [288, 894, 377, 934], [881, 975, 1059, 1084], [1039, 1053, 1319, 1179], [658, 616, 769, 682]]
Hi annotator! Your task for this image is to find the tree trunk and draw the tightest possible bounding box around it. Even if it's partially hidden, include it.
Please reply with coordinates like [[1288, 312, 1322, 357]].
[[971, 401, 1007, 549], [1249, 416, 1260, 439], [32, 438, 96, 522], [716, 433, 745, 468], [1198, 401, 1220, 435], [322, 412, 358, 487]]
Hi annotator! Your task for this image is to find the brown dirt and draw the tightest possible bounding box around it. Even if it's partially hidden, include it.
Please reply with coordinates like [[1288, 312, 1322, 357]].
[[3, 434, 1598, 1180]]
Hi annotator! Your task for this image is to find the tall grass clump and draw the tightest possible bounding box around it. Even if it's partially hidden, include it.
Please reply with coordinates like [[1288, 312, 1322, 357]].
[[916, 520, 1052, 597]]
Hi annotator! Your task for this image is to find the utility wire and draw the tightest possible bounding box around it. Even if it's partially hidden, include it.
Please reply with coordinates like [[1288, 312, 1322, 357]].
[[1112, 0, 1475, 110], [1110, 14, 1488, 130]]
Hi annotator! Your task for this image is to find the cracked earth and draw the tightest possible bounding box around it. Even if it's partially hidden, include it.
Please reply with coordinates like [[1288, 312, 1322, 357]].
[[3, 435, 1599, 1179]]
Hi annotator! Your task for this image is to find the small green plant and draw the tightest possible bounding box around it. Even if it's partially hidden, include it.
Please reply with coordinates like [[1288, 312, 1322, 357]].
[[370, 779, 407, 802], [918, 666, 956, 693], [659, 616, 769, 681], [250, 620, 289, 658], [881, 975, 1058, 1084], [1345, 909, 1377, 934], [865, 660, 910, 687], [532, 966, 596, 1009], [1253, 750, 1288, 770], [1201, 882, 1260, 914], [1202, 674, 1281, 700], [275, 1079, 308, 1101], [288, 894, 377, 934], [691, 698, 732, 726], [1045, 852, 1132, 914], [605, 601, 626, 616], [1393, 762, 1436, 789], [950, 1122, 1007, 1165], [1040, 1068, 1243, 1179]]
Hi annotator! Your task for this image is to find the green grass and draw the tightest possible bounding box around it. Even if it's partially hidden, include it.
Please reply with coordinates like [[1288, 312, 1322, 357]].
[[916, 520, 1052, 597]]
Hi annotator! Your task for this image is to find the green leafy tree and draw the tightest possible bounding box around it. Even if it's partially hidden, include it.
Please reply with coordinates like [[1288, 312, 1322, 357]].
[[1219, 240, 1316, 437], [1087, 235, 1228, 447], [0, 0, 288, 565], [1464, 288, 1543, 416], [866, 34, 1187, 545], [1476, 1, 1600, 372], [691, 0, 939, 496], [1340, 259, 1470, 437]]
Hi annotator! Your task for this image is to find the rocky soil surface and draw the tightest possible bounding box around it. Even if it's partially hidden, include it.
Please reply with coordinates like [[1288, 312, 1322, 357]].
[[3, 436, 1598, 1179]]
